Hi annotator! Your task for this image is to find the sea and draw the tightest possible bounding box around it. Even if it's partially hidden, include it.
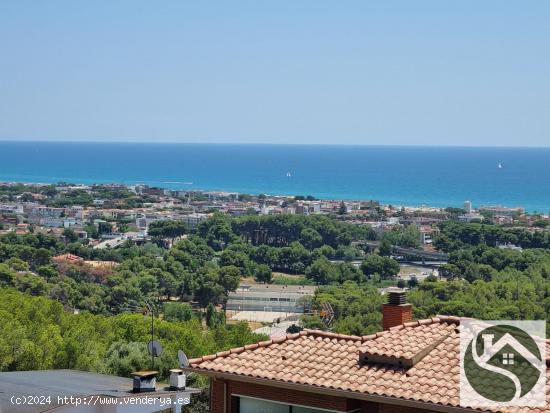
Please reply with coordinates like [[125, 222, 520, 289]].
[[1, 141, 549, 212]]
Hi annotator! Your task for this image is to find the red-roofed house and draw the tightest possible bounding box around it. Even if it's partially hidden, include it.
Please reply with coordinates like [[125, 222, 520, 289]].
[[52, 253, 84, 263], [185, 294, 549, 413]]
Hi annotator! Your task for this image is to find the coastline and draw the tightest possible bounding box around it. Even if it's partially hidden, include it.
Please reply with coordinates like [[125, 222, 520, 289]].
[[0, 179, 528, 214], [1, 142, 548, 213]]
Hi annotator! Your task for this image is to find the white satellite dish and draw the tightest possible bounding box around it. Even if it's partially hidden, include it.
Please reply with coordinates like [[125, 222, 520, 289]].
[[178, 350, 190, 368]]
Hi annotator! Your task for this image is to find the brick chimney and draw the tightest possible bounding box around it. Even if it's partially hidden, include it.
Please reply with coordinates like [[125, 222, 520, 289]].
[[382, 289, 412, 330]]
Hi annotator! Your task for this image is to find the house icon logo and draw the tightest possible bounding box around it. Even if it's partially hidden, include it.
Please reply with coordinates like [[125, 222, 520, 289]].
[[460, 320, 546, 408]]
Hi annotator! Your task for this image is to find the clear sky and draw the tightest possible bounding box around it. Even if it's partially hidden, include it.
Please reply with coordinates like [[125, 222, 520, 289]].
[[0, 1, 548, 146]]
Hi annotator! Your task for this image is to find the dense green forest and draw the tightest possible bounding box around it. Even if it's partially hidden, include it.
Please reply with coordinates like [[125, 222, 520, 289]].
[[0, 212, 386, 386], [0, 184, 154, 208], [434, 220, 550, 251], [0, 287, 264, 381], [0, 214, 382, 315], [303, 221, 550, 336], [4, 210, 550, 380]]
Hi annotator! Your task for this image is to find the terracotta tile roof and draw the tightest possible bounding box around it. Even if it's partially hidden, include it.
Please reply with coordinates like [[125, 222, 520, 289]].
[[359, 318, 456, 367], [187, 316, 550, 413], [53, 253, 83, 262]]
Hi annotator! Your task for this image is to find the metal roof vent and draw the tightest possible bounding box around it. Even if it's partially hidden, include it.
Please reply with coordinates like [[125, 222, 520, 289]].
[[387, 288, 407, 305], [169, 369, 186, 390]]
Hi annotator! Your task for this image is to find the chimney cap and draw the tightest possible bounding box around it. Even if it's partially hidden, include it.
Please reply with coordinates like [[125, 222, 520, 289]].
[[386, 287, 407, 294], [130, 370, 158, 378], [131, 371, 158, 393], [386, 288, 408, 305]]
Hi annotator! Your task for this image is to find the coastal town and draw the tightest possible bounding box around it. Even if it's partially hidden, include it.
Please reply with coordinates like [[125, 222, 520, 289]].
[[0, 181, 542, 246], [2, 0, 550, 411], [1, 180, 548, 325], [2, 180, 550, 412]]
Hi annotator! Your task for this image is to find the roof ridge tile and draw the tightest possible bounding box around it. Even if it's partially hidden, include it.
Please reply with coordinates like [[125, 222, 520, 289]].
[[435, 315, 461, 324], [189, 315, 464, 367], [188, 357, 203, 364]]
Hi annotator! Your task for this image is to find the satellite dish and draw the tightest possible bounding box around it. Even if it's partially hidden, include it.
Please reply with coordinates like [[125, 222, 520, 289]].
[[178, 350, 189, 368], [148, 340, 163, 357]]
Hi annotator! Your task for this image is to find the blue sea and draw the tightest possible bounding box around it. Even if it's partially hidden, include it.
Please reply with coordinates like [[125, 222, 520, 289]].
[[1, 142, 549, 212]]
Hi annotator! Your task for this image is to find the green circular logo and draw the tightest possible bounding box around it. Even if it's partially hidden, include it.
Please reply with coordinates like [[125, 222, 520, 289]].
[[464, 324, 542, 402]]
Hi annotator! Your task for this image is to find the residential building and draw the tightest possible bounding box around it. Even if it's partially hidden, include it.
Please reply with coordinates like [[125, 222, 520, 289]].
[[0, 203, 24, 214], [53, 253, 84, 264], [479, 206, 525, 217], [26, 206, 64, 224], [418, 225, 438, 245], [185, 292, 549, 413], [179, 213, 209, 230], [458, 212, 483, 223], [15, 223, 30, 234], [0, 213, 19, 226]]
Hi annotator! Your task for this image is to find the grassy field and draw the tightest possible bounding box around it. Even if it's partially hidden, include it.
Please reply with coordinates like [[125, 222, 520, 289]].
[[241, 272, 314, 286], [271, 273, 314, 285]]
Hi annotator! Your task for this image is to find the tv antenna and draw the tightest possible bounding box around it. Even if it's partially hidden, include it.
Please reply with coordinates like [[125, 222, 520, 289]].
[[122, 300, 158, 369], [320, 302, 334, 327]]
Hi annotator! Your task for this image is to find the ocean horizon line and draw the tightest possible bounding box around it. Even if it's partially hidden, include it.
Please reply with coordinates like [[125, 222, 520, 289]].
[[1, 139, 550, 149]]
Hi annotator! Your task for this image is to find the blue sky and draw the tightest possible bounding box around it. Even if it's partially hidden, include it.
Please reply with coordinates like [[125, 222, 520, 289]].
[[0, 1, 548, 146]]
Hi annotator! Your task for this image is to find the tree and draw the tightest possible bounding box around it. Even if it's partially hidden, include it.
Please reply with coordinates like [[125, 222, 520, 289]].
[[205, 303, 223, 329], [84, 224, 99, 239], [63, 228, 79, 243], [97, 222, 112, 235], [302, 282, 384, 335], [170, 237, 214, 271], [103, 341, 150, 377], [254, 264, 272, 284], [360, 254, 399, 279], [6, 257, 29, 271], [439, 264, 461, 279], [407, 276, 418, 288], [0, 263, 15, 286], [0, 288, 267, 380], [193, 267, 224, 309], [148, 220, 187, 239], [219, 250, 251, 274], [299, 228, 322, 250], [305, 257, 339, 284], [400, 225, 421, 248], [164, 302, 194, 322], [338, 201, 347, 215], [197, 213, 236, 250], [217, 266, 241, 310], [37, 265, 59, 280], [378, 238, 392, 256], [286, 324, 303, 334]]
